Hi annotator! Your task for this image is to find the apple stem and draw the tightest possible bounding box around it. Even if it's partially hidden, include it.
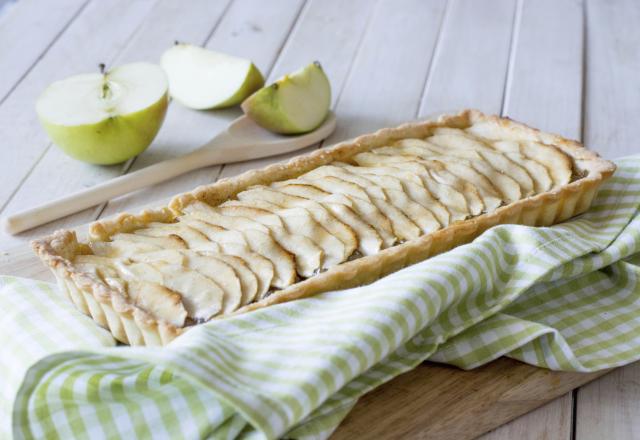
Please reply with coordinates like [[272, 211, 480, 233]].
[[98, 63, 110, 99]]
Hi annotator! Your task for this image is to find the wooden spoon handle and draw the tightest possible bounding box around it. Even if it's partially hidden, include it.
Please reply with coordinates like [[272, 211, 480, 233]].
[[3, 148, 217, 234]]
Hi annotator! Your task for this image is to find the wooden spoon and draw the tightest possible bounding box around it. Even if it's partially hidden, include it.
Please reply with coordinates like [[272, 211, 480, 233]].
[[3, 112, 337, 234]]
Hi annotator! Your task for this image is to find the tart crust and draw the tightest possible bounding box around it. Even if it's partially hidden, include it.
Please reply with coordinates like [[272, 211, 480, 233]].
[[32, 110, 616, 346]]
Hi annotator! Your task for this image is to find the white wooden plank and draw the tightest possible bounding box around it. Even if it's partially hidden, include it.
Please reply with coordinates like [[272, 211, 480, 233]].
[[0, 0, 155, 216], [97, 0, 307, 219], [220, 0, 447, 182], [482, 1, 584, 437], [418, 0, 516, 117], [576, 364, 640, 440], [581, 0, 640, 158], [0, 0, 232, 248], [503, 0, 583, 139], [575, 0, 640, 436], [480, 393, 573, 440], [0, 0, 88, 102]]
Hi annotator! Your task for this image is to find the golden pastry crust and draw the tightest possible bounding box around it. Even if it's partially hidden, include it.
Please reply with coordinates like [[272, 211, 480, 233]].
[[32, 110, 616, 346]]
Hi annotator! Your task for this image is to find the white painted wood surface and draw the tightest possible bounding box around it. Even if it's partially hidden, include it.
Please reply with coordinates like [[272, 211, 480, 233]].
[[0, 0, 638, 437]]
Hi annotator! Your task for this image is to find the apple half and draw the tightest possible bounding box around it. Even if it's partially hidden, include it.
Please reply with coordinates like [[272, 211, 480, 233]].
[[161, 43, 264, 110], [241, 62, 332, 135], [36, 62, 169, 165]]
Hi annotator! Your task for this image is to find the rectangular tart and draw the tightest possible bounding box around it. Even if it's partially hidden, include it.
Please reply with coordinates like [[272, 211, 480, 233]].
[[32, 110, 616, 346]]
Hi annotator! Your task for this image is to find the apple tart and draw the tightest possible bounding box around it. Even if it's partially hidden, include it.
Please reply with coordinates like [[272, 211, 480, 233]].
[[33, 110, 616, 346]]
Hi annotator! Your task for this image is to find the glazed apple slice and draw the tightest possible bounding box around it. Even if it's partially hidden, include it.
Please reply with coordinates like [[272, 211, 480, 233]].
[[90, 232, 186, 258], [336, 162, 459, 224], [225, 195, 358, 259], [374, 145, 521, 203], [276, 183, 396, 248], [221, 201, 347, 267], [183, 201, 322, 278], [427, 130, 535, 197], [200, 252, 259, 305], [136, 222, 213, 249], [338, 165, 451, 226], [354, 152, 502, 212], [216, 242, 274, 299], [180, 216, 292, 289], [433, 127, 552, 193], [396, 137, 534, 199], [79, 255, 186, 327], [117, 260, 224, 321], [490, 140, 553, 193], [323, 164, 448, 228], [359, 161, 478, 218], [131, 250, 244, 314], [465, 120, 572, 187], [236, 187, 380, 256], [301, 166, 440, 232], [278, 176, 421, 242], [127, 280, 188, 327]]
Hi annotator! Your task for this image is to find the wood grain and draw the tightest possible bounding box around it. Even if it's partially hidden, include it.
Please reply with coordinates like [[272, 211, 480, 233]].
[[0, 0, 87, 102], [418, 0, 516, 117], [333, 359, 605, 439], [0, 0, 155, 215], [0, 0, 233, 248], [575, 0, 640, 438]]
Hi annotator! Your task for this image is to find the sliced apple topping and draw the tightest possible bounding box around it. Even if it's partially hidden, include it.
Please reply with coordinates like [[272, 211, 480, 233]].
[[428, 130, 535, 197], [180, 216, 295, 289], [227, 193, 359, 259], [183, 201, 322, 278], [465, 120, 572, 187], [127, 280, 188, 327], [276, 183, 396, 248], [75, 113, 579, 330]]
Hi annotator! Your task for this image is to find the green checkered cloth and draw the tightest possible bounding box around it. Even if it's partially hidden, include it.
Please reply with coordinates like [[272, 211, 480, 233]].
[[2, 156, 640, 439]]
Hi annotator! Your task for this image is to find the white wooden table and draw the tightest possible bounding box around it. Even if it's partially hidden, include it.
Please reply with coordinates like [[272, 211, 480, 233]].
[[0, 0, 638, 438]]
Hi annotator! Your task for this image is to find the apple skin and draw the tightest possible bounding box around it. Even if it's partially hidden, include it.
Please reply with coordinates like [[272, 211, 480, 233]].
[[203, 62, 264, 109], [39, 92, 169, 165], [241, 62, 331, 134]]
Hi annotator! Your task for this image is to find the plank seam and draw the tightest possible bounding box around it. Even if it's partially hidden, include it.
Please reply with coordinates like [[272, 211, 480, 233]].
[[0, 0, 161, 216], [416, 0, 451, 119], [213, 0, 310, 183], [0, 0, 91, 106], [580, 0, 588, 144], [92, 0, 236, 221], [500, 0, 523, 116]]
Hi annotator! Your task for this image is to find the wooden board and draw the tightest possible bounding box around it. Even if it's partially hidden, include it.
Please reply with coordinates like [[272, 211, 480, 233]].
[[0, 239, 609, 440]]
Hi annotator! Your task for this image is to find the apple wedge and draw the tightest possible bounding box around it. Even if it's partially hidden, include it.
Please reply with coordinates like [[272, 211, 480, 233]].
[[161, 43, 264, 109], [241, 62, 331, 134], [36, 62, 169, 165]]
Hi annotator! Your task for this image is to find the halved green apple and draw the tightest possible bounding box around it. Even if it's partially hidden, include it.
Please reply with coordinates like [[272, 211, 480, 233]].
[[241, 62, 331, 134], [161, 43, 264, 109], [36, 62, 169, 165]]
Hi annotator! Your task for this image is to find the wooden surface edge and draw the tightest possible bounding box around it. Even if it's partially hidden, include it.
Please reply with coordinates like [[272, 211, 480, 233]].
[[333, 358, 608, 439]]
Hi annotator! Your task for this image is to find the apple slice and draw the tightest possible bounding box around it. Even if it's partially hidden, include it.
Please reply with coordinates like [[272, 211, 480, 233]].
[[179, 217, 282, 290], [276, 183, 396, 248], [183, 201, 323, 278], [233, 188, 366, 257], [36, 62, 168, 165], [161, 43, 264, 109], [241, 62, 331, 134]]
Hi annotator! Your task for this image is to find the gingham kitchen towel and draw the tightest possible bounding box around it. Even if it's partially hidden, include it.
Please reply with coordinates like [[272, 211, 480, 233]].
[[2, 156, 639, 440]]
